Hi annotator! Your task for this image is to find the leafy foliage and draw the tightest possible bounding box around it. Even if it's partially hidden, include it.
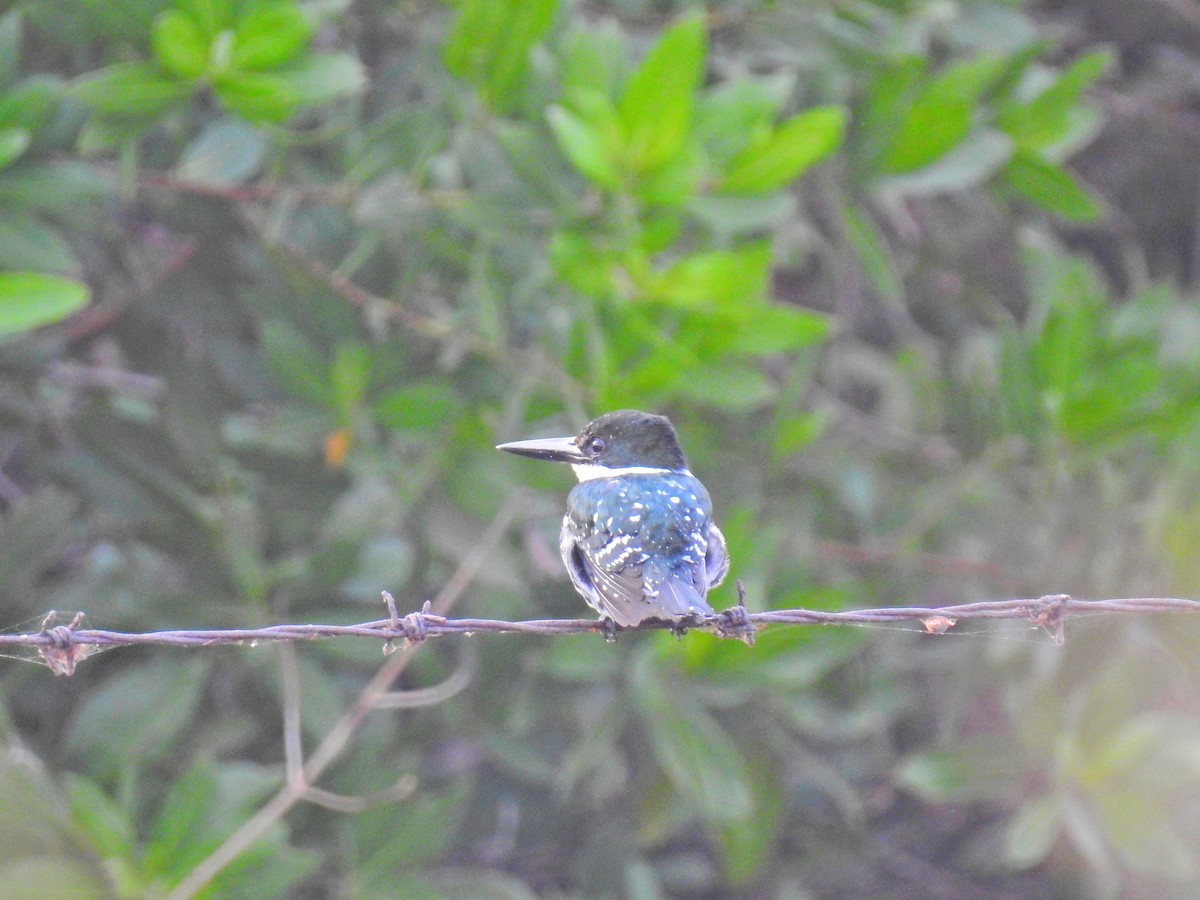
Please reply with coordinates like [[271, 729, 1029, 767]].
[[0, 0, 1199, 896], [0, 11, 96, 336], [74, 0, 364, 129]]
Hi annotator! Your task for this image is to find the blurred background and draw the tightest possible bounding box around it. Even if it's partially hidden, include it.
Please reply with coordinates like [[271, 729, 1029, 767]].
[[2, 0, 1200, 896]]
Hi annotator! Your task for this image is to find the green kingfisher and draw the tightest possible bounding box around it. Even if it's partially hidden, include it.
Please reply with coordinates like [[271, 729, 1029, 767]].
[[498, 409, 729, 628]]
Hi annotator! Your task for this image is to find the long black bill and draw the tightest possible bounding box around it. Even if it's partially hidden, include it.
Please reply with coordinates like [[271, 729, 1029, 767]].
[[496, 436, 587, 464]]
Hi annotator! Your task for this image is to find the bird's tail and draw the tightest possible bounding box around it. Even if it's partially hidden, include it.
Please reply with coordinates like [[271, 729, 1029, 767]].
[[655, 579, 715, 619]]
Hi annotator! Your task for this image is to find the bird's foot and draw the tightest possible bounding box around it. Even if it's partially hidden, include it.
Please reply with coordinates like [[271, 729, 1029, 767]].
[[599, 617, 620, 643]]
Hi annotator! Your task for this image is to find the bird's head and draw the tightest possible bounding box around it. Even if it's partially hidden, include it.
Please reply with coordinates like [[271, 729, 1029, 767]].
[[497, 409, 688, 478]]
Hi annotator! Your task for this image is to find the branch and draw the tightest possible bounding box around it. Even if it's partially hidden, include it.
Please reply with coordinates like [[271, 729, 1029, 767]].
[[164, 498, 520, 899], [22, 594, 1200, 676]]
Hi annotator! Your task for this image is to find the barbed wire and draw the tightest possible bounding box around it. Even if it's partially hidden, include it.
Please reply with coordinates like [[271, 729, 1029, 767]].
[[18, 592, 1200, 675]]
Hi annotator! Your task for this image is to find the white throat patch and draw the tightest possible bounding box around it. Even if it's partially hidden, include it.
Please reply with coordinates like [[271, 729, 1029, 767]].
[[571, 464, 691, 482]]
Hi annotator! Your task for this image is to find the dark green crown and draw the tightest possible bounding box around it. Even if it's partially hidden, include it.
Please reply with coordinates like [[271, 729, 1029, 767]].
[[577, 410, 688, 470]]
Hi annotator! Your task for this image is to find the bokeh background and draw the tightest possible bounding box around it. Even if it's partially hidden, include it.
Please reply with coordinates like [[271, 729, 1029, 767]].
[[3, 0, 1200, 896]]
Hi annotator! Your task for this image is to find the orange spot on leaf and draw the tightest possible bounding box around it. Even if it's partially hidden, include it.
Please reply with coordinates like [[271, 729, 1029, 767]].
[[324, 428, 353, 468]]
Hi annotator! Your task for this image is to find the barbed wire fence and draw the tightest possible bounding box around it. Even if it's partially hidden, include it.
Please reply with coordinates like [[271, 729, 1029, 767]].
[[21, 592, 1200, 676], [14, 496, 1200, 899]]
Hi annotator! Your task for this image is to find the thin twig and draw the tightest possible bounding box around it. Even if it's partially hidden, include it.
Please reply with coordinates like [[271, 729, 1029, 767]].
[[164, 500, 520, 899], [42, 363, 165, 400], [302, 776, 419, 813], [277, 643, 304, 784]]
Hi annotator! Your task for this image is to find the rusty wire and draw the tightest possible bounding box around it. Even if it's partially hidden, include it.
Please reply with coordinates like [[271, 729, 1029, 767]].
[[18, 593, 1200, 675]]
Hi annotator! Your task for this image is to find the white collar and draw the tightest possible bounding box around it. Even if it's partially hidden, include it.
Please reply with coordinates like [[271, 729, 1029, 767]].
[[571, 464, 692, 482]]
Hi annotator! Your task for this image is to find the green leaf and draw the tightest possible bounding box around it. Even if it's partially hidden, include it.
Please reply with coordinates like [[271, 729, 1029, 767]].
[[633, 212, 684, 252], [63, 658, 210, 782], [896, 739, 1032, 803], [737, 304, 830, 354], [0, 211, 79, 274], [353, 785, 471, 883], [986, 40, 1048, 100], [1006, 796, 1062, 868], [549, 229, 619, 297], [938, 52, 1013, 102], [0, 127, 29, 170], [0, 489, 77, 627], [1095, 783, 1197, 879], [329, 342, 373, 417], [1042, 48, 1111, 107], [210, 836, 320, 900], [478, 0, 558, 111], [1003, 151, 1099, 221], [66, 775, 137, 864], [142, 763, 221, 876], [233, 0, 312, 71], [442, 0, 500, 78], [153, 9, 210, 80], [0, 272, 88, 337], [560, 21, 626, 101], [0, 735, 70, 860], [177, 0, 237, 36], [875, 53, 1012, 175], [176, 117, 266, 186], [854, 56, 925, 174], [677, 363, 776, 410], [773, 411, 827, 457], [652, 244, 771, 307], [494, 120, 573, 203], [876, 127, 1012, 196], [277, 52, 366, 107], [615, 340, 695, 400], [0, 161, 108, 213], [879, 91, 972, 174], [0, 76, 61, 134], [547, 103, 620, 188], [72, 62, 192, 121], [689, 194, 794, 235], [374, 381, 458, 430], [721, 105, 847, 194], [618, 14, 706, 172], [214, 70, 297, 123], [260, 319, 330, 406], [717, 758, 784, 884], [999, 50, 1111, 150], [695, 78, 780, 166], [842, 204, 901, 301], [636, 671, 755, 829], [633, 143, 702, 206], [443, 0, 557, 114]]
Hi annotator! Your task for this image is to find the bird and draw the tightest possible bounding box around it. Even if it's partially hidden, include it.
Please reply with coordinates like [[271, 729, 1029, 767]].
[[497, 409, 729, 629]]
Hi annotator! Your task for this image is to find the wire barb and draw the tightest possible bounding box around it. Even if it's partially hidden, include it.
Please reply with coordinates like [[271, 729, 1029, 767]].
[[11, 593, 1200, 675], [36, 611, 99, 676], [716, 582, 757, 646], [400, 604, 429, 647], [1029, 593, 1068, 646]]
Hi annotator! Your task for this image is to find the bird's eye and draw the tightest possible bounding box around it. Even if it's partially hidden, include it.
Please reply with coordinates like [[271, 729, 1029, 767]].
[[587, 436, 606, 455]]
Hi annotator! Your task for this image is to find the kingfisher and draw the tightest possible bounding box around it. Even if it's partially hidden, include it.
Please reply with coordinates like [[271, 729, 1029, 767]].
[[497, 409, 729, 628]]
